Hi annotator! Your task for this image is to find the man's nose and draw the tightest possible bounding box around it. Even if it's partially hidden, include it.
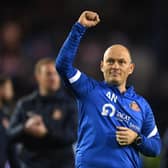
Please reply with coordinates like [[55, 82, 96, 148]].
[[49, 74, 56, 80], [112, 62, 119, 69]]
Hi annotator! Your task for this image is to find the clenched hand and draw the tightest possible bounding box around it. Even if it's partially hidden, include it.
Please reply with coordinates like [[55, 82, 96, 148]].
[[78, 10, 100, 28]]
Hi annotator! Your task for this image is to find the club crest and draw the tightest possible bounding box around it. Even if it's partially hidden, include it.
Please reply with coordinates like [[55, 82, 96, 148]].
[[130, 101, 140, 112], [52, 109, 62, 120]]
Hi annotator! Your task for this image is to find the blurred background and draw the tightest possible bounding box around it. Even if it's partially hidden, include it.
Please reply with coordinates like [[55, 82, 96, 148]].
[[0, 0, 167, 167]]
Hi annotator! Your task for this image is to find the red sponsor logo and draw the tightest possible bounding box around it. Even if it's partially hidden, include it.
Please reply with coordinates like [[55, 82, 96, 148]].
[[130, 101, 140, 112], [52, 109, 62, 120]]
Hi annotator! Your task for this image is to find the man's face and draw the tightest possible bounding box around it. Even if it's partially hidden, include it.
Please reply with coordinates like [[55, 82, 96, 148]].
[[101, 45, 134, 86], [3, 80, 14, 101], [0, 80, 14, 102], [36, 63, 60, 93]]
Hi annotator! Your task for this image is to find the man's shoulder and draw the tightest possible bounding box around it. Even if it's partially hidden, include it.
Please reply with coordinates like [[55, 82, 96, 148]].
[[130, 88, 145, 100], [17, 91, 38, 106], [131, 90, 150, 107]]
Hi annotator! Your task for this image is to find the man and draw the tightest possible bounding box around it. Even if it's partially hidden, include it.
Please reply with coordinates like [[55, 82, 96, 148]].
[[8, 58, 77, 168], [56, 11, 161, 168], [0, 76, 13, 168]]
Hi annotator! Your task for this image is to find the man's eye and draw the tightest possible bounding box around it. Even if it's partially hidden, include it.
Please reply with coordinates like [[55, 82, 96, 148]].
[[119, 60, 125, 64], [107, 60, 114, 64]]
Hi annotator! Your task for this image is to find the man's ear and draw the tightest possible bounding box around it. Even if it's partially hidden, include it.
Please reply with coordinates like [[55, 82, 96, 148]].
[[129, 63, 135, 74], [100, 61, 104, 72]]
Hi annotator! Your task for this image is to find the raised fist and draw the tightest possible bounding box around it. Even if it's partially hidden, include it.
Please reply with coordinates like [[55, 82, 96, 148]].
[[78, 10, 100, 28]]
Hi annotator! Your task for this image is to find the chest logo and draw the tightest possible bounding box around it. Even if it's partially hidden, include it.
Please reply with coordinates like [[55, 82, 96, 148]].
[[52, 109, 62, 120], [101, 103, 116, 117], [130, 101, 140, 112], [106, 91, 117, 103]]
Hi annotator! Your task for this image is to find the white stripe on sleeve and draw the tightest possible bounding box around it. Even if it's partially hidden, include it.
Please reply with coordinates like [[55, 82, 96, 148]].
[[69, 70, 81, 84], [147, 126, 158, 138]]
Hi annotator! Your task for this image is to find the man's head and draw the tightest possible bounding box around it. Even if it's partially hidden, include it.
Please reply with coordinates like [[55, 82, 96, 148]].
[[101, 44, 134, 89], [35, 58, 61, 95]]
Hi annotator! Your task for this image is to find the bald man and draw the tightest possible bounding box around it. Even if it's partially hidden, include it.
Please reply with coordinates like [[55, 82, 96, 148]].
[[56, 11, 161, 168]]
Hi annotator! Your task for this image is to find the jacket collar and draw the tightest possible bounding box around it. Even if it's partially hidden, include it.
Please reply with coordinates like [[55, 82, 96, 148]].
[[35, 89, 65, 101], [102, 81, 135, 97]]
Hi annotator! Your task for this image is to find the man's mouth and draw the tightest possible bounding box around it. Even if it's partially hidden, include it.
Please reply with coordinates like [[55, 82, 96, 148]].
[[110, 71, 120, 77]]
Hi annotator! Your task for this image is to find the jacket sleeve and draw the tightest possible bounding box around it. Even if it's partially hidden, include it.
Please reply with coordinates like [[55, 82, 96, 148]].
[[7, 101, 25, 142], [43, 98, 77, 145], [135, 100, 161, 157], [55, 23, 97, 98], [56, 22, 86, 80]]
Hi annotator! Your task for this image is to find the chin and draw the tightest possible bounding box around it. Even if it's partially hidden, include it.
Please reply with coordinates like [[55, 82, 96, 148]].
[[107, 80, 120, 86], [50, 87, 59, 92]]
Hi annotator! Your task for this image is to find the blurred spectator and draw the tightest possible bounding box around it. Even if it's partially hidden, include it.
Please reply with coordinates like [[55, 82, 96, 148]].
[[0, 76, 19, 168], [0, 21, 25, 77], [0, 21, 34, 100], [8, 58, 77, 168], [0, 76, 14, 117], [0, 76, 11, 168]]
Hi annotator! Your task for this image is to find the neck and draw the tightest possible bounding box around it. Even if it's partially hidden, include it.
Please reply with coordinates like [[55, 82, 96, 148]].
[[106, 81, 127, 93], [117, 84, 126, 93], [39, 87, 59, 96], [39, 88, 51, 96]]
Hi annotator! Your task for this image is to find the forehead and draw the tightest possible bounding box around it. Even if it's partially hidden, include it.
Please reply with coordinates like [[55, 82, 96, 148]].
[[40, 63, 55, 72], [103, 45, 131, 61]]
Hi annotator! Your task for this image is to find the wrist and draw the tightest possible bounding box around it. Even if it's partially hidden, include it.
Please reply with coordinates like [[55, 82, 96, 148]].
[[76, 22, 87, 29], [134, 134, 142, 146]]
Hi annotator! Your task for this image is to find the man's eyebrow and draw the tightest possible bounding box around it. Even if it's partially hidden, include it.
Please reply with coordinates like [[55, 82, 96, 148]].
[[106, 58, 126, 61], [106, 58, 114, 60]]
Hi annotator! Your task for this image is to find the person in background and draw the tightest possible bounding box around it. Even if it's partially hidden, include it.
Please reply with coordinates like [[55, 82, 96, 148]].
[[0, 76, 19, 168], [160, 128, 168, 168], [55, 10, 161, 168], [7, 58, 77, 168]]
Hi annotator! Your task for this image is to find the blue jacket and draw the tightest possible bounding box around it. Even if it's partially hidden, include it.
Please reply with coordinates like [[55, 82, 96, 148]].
[[56, 22, 161, 168]]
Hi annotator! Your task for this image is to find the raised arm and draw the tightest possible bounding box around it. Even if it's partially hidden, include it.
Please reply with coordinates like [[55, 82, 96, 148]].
[[56, 11, 100, 78], [55, 11, 100, 97]]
